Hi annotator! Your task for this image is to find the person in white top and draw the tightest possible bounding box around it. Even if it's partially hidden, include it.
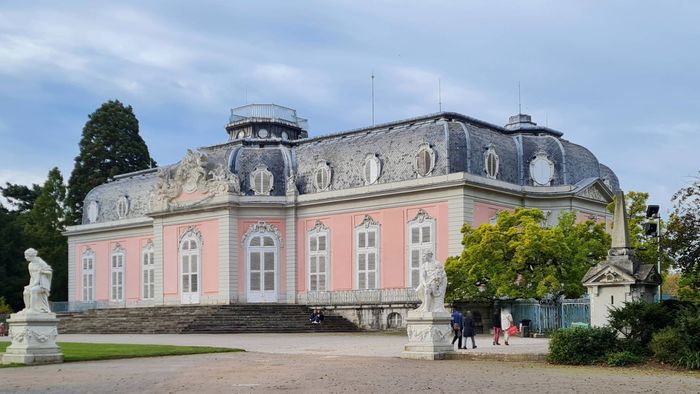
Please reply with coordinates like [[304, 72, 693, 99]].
[[501, 309, 515, 346]]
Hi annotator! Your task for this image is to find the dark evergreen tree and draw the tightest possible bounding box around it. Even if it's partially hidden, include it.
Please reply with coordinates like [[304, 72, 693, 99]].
[[65, 100, 156, 224], [24, 168, 68, 301], [1, 182, 42, 213], [0, 205, 28, 311]]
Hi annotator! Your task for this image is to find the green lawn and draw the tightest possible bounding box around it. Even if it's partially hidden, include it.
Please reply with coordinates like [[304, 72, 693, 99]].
[[0, 341, 242, 367]]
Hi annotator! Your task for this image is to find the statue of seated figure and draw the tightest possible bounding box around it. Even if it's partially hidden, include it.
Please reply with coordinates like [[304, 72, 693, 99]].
[[20, 248, 53, 314]]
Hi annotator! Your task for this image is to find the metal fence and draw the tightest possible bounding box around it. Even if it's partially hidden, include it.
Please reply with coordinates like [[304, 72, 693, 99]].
[[49, 301, 111, 313], [498, 297, 590, 333]]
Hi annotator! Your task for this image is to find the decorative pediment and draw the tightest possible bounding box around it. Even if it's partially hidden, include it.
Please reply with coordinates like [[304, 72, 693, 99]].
[[151, 150, 242, 210], [143, 239, 154, 251], [179, 226, 203, 244], [309, 220, 329, 234], [112, 243, 125, 254], [584, 264, 636, 285], [409, 209, 434, 224], [242, 221, 283, 246], [356, 214, 380, 229], [576, 181, 613, 203]]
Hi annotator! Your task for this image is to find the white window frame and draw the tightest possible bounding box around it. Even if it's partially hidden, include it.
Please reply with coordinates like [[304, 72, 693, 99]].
[[242, 221, 282, 303], [81, 248, 95, 302], [355, 215, 380, 289], [110, 244, 125, 302], [407, 209, 436, 289], [484, 144, 500, 179], [363, 154, 382, 185], [414, 143, 436, 177], [250, 164, 274, 195], [141, 240, 155, 300], [308, 220, 330, 291], [179, 228, 202, 304]]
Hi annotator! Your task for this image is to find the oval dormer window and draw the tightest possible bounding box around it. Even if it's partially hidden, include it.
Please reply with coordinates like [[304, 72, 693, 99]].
[[87, 200, 99, 223], [116, 196, 130, 219], [484, 144, 499, 179], [530, 152, 554, 186], [314, 161, 332, 192], [258, 128, 269, 138], [363, 155, 381, 185], [414, 144, 435, 177], [236, 130, 246, 139], [281, 131, 289, 140], [250, 164, 274, 195]]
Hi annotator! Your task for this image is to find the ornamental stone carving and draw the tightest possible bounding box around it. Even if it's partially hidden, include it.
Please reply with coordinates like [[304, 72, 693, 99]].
[[9, 326, 58, 344], [409, 209, 433, 224], [579, 185, 607, 202], [20, 248, 53, 315], [357, 214, 380, 229], [310, 220, 329, 234], [151, 150, 242, 210], [286, 174, 298, 196], [242, 221, 283, 247], [407, 324, 452, 343]]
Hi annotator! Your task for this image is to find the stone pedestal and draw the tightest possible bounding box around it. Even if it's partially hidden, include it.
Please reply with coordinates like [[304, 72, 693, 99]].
[[2, 312, 63, 365], [401, 311, 454, 360]]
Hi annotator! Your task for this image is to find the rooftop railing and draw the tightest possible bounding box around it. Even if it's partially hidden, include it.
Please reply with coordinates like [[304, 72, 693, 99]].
[[229, 104, 308, 130]]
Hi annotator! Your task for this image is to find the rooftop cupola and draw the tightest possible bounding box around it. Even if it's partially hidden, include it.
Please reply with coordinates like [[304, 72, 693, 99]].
[[225, 104, 309, 141], [503, 113, 563, 137]]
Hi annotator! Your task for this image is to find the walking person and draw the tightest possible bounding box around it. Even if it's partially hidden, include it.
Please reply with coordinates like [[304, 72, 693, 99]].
[[492, 308, 502, 345], [451, 308, 463, 349], [461, 311, 477, 349], [502, 309, 515, 346]]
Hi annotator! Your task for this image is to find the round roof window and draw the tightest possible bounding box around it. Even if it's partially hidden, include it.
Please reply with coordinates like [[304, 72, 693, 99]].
[[258, 128, 269, 138]]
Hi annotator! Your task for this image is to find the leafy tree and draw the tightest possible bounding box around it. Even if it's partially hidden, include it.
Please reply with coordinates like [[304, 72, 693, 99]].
[[0, 182, 42, 212], [24, 168, 68, 301], [445, 208, 610, 302], [65, 100, 156, 224], [0, 296, 12, 314], [665, 173, 700, 301]]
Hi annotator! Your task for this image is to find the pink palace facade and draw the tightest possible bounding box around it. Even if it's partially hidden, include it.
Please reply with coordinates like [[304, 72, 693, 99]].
[[64, 104, 618, 328]]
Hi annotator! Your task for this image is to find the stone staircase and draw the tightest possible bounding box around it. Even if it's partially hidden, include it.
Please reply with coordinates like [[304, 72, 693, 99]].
[[58, 304, 360, 334]]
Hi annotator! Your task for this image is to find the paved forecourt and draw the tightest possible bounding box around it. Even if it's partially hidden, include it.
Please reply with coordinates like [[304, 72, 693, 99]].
[[1, 332, 548, 359]]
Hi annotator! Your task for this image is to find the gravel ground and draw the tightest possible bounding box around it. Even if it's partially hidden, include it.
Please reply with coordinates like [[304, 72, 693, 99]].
[[1, 351, 698, 394]]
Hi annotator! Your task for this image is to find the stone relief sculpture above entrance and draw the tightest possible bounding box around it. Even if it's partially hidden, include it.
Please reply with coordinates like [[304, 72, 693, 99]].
[[151, 149, 241, 210]]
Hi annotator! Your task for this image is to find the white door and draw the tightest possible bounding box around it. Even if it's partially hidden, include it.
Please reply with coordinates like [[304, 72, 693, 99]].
[[247, 235, 277, 302], [180, 235, 200, 304]]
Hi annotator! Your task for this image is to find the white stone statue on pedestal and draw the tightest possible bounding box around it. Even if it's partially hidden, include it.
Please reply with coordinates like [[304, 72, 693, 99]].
[[402, 252, 453, 360], [415, 252, 447, 313], [2, 248, 63, 365], [20, 248, 53, 314]]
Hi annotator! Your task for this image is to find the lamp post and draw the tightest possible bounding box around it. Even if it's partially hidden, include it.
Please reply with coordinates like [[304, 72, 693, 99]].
[[645, 204, 661, 302]]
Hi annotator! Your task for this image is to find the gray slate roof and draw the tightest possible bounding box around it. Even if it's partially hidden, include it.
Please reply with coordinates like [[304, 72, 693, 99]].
[[81, 111, 621, 224]]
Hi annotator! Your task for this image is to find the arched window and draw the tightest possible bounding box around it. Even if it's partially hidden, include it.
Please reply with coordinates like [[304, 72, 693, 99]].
[[142, 240, 155, 300], [250, 164, 274, 195], [180, 229, 202, 304], [407, 209, 436, 288], [87, 200, 99, 223], [356, 215, 380, 289], [484, 144, 499, 179], [110, 244, 125, 302], [363, 155, 382, 185], [314, 161, 332, 192], [243, 221, 281, 302], [414, 144, 436, 177], [308, 220, 330, 291], [81, 248, 95, 302]]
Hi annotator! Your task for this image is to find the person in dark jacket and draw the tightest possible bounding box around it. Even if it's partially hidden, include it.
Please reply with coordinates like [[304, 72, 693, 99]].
[[461, 311, 477, 349], [492, 308, 502, 345], [451, 309, 463, 349]]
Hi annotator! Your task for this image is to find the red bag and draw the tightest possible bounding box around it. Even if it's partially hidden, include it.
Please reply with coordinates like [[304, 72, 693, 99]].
[[507, 325, 519, 336]]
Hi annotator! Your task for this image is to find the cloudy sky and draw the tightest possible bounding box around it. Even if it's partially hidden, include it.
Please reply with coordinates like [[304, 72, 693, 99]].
[[1, 1, 698, 215]]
